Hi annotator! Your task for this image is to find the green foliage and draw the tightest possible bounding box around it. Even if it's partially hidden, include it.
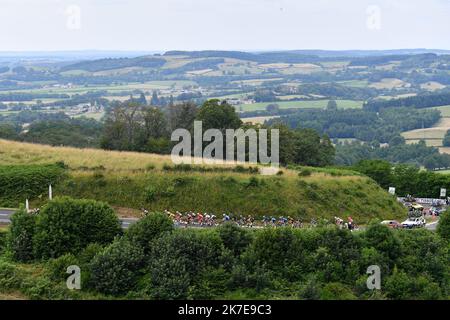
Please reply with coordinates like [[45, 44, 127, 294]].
[[196, 99, 242, 131], [147, 229, 224, 299], [319, 282, 357, 300], [437, 210, 450, 241], [8, 208, 37, 262], [354, 159, 392, 189], [384, 269, 443, 300], [363, 223, 401, 266], [0, 164, 66, 206], [45, 253, 79, 282], [0, 259, 24, 291], [33, 197, 122, 259], [125, 212, 173, 253], [217, 223, 252, 257], [89, 238, 145, 295]]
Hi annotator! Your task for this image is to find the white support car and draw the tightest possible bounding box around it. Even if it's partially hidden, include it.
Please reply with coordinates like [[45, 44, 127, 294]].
[[401, 217, 426, 229]]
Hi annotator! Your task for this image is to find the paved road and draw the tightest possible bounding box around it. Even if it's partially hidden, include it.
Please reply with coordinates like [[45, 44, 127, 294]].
[[0, 209, 14, 224], [0, 208, 440, 231], [425, 220, 439, 231]]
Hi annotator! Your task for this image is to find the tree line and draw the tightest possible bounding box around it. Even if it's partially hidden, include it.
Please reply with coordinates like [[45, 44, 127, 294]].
[[2, 197, 449, 299]]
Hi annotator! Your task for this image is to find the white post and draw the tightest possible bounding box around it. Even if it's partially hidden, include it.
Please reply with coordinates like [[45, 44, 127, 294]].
[[25, 199, 29, 212], [49, 184, 53, 200]]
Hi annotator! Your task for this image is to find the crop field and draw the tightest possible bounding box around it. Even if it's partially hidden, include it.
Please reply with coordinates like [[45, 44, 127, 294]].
[[402, 116, 450, 147], [238, 99, 363, 112], [369, 78, 411, 89], [1, 80, 198, 96]]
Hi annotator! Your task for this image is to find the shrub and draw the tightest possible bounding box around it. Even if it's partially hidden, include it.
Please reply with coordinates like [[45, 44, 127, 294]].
[[437, 210, 450, 241], [89, 238, 145, 295], [217, 223, 252, 257], [147, 230, 224, 299], [0, 164, 66, 206], [144, 186, 157, 202], [0, 259, 23, 291], [46, 253, 79, 282], [298, 168, 312, 177], [245, 228, 296, 271], [33, 197, 122, 259], [125, 212, 173, 253], [363, 223, 401, 266], [8, 208, 37, 262], [320, 282, 357, 300]]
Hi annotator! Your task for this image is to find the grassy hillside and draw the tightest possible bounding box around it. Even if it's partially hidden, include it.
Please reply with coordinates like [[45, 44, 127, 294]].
[[0, 139, 406, 222]]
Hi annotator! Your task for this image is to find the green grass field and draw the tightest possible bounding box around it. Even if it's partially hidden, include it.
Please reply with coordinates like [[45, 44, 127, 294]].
[[1, 80, 198, 96], [238, 100, 363, 112], [427, 105, 450, 117], [0, 139, 405, 223]]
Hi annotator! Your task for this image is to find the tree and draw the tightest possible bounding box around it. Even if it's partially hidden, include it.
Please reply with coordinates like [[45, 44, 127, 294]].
[[437, 210, 450, 241], [33, 197, 122, 259], [137, 92, 147, 105], [125, 212, 174, 253], [150, 91, 160, 106], [363, 223, 401, 266], [217, 223, 252, 257], [168, 102, 198, 131], [147, 229, 224, 299], [8, 208, 37, 262], [354, 159, 393, 189], [326, 100, 338, 111], [266, 104, 280, 113], [89, 238, 145, 295], [196, 99, 242, 131]]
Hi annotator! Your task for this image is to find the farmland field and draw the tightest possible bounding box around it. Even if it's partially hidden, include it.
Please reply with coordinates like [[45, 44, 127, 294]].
[[238, 99, 363, 112], [402, 115, 450, 147]]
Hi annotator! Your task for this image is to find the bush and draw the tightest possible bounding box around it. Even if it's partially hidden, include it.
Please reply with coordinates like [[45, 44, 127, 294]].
[[147, 230, 224, 299], [245, 228, 296, 271], [90, 238, 145, 295], [437, 210, 450, 241], [217, 223, 252, 257], [320, 282, 357, 300], [0, 164, 66, 206], [33, 197, 122, 259], [8, 208, 37, 262], [0, 259, 23, 291], [363, 223, 401, 266], [125, 212, 173, 253], [46, 253, 79, 282], [298, 169, 312, 177]]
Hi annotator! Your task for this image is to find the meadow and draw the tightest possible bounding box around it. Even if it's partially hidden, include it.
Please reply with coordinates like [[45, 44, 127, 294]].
[[0, 139, 405, 222], [238, 99, 363, 112]]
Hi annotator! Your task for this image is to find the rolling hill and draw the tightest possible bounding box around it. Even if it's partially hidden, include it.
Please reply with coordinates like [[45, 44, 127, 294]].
[[0, 139, 405, 223]]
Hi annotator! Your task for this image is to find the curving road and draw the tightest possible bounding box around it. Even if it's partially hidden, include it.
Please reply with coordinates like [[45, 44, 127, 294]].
[[0, 208, 440, 231]]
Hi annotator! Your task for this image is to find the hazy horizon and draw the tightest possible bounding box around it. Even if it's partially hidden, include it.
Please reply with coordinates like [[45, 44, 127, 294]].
[[1, 0, 449, 52]]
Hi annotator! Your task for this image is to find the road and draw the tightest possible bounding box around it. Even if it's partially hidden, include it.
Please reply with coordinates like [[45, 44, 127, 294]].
[[0, 208, 441, 231]]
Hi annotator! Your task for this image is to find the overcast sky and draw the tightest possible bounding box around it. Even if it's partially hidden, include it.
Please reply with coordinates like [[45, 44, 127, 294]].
[[0, 0, 449, 52]]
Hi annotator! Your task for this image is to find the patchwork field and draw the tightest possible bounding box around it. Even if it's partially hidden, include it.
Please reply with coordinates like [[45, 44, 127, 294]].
[[238, 99, 363, 112], [402, 106, 450, 146]]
